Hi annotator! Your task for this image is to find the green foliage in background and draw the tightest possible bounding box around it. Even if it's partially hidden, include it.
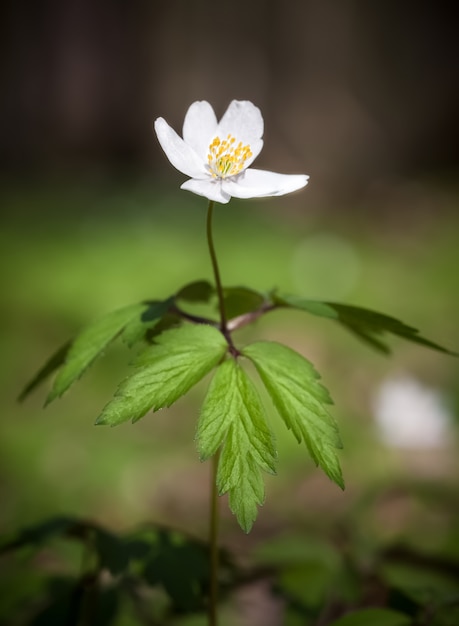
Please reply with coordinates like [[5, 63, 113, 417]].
[[2, 513, 459, 625]]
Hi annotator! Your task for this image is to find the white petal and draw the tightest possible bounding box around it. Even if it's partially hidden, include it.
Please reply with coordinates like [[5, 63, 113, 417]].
[[222, 169, 309, 199], [182, 101, 218, 159], [154, 117, 207, 178], [217, 101, 264, 151], [243, 139, 264, 169], [180, 178, 231, 204]]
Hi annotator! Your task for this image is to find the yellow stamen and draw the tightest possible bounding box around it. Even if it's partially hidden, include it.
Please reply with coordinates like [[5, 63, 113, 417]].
[[207, 134, 252, 179]]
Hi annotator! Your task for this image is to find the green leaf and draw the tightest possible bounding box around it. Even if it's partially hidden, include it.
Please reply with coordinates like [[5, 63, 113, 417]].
[[198, 358, 277, 532], [243, 341, 344, 489], [176, 280, 214, 303], [122, 297, 173, 346], [18, 341, 71, 402], [328, 608, 412, 626], [46, 303, 146, 404], [222, 286, 265, 318], [273, 293, 338, 319], [96, 324, 228, 427], [274, 294, 456, 356], [330, 302, 456, 355]]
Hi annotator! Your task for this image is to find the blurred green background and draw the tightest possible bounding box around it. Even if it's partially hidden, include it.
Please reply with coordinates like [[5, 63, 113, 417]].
[[1, 1, 459, 623], [2, 182, 458, 538]]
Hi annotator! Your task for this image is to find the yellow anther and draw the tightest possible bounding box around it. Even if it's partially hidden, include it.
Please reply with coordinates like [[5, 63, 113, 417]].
[[207, 134, 252, 179]]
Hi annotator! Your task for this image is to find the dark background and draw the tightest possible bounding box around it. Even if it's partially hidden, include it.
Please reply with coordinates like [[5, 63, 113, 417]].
[[2, 0, 459, 207]]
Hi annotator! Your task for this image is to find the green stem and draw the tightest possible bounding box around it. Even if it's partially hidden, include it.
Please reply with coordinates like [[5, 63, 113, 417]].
[[206, 200, 227, 332], [206, 199, 225, 626]]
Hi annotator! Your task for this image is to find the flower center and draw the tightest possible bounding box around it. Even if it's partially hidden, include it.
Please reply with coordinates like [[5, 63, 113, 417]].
[[207, 134, 252, 179]]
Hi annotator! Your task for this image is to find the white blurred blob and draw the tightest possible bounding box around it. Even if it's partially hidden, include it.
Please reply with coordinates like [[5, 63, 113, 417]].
[[372, 375, 454, 449], [291, 233, 361, 300]]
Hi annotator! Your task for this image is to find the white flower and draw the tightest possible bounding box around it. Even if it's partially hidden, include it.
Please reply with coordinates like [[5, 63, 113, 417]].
[[154, 100, 309, 204]]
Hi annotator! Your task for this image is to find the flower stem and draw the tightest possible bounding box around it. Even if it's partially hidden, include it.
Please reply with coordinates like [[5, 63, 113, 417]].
[[206, 199, 225, 626], [206, 200, 227, 332]]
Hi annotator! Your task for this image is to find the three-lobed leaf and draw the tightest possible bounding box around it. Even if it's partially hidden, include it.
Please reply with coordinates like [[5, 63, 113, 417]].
[[198, 358, 277, 532], [243, 341, 344, 489], [96, 324, 228, 427], [46, 303, 147, 404]]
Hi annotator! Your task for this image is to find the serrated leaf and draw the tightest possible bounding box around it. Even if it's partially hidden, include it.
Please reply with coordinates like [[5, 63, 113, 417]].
[[96, 324, 228, 427], [243, 341, 344, 489], [275, 293, 455, 356], [176, 280, 214, 303], [46, 303, 146, 404], [222, 286, 266, 318], [328, 608, 411, 626], [18, 341, 71, 402], [198, 358, 277, 532], [122, 297, 173, 346]]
